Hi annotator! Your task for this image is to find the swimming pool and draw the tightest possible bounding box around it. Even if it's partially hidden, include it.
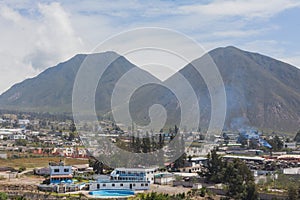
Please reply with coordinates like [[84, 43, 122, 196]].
[[89, 189, 135, 197]]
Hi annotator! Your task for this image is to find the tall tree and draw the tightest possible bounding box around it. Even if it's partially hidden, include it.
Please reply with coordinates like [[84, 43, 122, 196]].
[[224, 159, 257, 200], [89, 158, 104, 174], [204, 149, 224, 183], [142, 132, 151, 153]]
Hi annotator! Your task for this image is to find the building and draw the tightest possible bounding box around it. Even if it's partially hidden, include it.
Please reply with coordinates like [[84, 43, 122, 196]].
[[18, 119, 30, 125], [223, 155, 265, 163], [90, 180, 150, 191], [34, 167, 50, 176], [0, 152, 7, 159], [277, 155, 300, 162], [179, 163, 203, 173], [111, 167, 157, 184], [154, 173, 174, 185], [283, 142, 297, 149], [10, 134, 26, 140], [89, 168, 157, 191], [49, 161, 73, 184], [283, 167, 300, 175]]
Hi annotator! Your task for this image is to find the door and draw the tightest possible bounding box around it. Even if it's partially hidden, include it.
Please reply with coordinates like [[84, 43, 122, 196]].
[[130, 184, 132, 189]]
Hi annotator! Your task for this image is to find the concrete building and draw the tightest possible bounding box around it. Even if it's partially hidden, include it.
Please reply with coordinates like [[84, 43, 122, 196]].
[[89, 167, 157, 191], [283, 142, 297, 149], [90, 180, 150, 191], [49, 161, 73, 184], [111, 167, 157, 184], [10, 134, 26, 140], [34, 167, 50, 176], [18, 119, 30, 125], [154, 173, 174, 185], [283, 167, 300, 175]]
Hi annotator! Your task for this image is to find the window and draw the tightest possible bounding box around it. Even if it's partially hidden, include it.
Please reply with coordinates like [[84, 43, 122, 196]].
[[54, 169, 59, 173], [112, 184, 115, 187], [141, 184, 144, 186], [120, 184, 123, 186], [133, 184, 136, 187], [64, 169, 69, 172], [102, 184, 106, 187], [145, 184, 148, 186], [97, 184, 100, 189]]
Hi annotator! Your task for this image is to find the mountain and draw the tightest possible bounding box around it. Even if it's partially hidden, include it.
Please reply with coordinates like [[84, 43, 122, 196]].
[[181, 46, 300, 132], [0, 46, 300, 132], [0, 52, 158, 114], [122, 46, 300, 133]]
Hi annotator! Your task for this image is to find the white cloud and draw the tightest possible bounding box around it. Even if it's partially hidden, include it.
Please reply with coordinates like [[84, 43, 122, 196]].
[[0, 2, 84, 93], [212, 26, 278, 38], [180, 0, 300, 19], [25, 2, 84, 69]]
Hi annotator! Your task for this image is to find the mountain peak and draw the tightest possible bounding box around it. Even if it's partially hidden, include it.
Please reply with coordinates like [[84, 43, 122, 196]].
[[209, 45, 245, 55]]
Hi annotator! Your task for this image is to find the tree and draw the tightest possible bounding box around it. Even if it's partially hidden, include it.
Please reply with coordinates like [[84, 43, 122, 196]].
[[288, 185, 298, 200], [15, 139, 27, 146], [142, 132, 151, 153], [204, 149, 224, 183], [68, 132, 76, 141], [0, 192, 8, 200], [135, 132, 141, 153], [69, 122, 76, 133], [268, 135, 283, 151], [18, 166, 26, 173], [158, 133, 164, 148], [89, 158, 104, 174], [224, 159, 257, 200]]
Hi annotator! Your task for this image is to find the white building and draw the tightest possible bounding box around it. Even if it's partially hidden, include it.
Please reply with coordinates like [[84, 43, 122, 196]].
[[111, 167, 157, 184], [283, 167, 300, 175], [154, 173, 174, 185], [284, 142, 297, 149], [18, 119, 30, 125], [89, 167, 157, 191], [49, 162, 73, 184], [10, 134, 26, 140]]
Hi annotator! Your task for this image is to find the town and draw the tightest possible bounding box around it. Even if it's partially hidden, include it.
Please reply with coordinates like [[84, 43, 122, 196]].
[[1, 111, 300, 199]]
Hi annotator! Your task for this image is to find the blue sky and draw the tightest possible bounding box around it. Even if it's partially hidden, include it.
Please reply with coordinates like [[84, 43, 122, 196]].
[[0, 0, 300, 93]]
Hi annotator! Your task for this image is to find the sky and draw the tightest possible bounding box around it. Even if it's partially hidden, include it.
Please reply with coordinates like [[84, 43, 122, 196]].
[[0, 0, 300, 93]]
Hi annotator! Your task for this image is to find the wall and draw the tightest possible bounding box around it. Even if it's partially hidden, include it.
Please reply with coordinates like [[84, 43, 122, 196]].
[[89, 181, 150, 191]]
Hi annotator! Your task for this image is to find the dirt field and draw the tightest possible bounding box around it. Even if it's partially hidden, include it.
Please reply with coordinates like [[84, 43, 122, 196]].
[[0, 157, 88, 168], [0, 175, 43, 185], [147, 184, 191, 195]]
